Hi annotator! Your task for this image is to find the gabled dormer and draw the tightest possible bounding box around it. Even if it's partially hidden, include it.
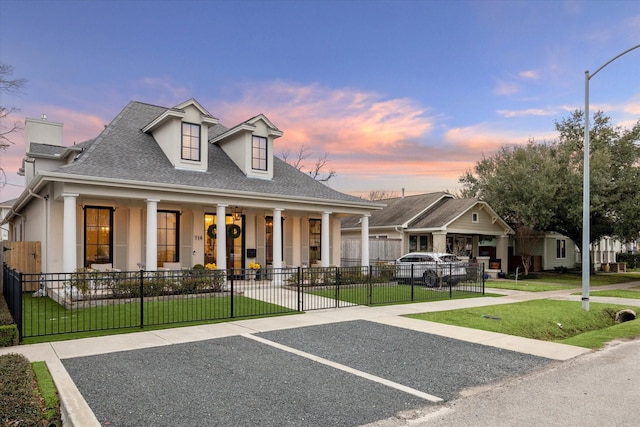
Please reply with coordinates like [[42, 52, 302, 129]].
[[142, 99, 219, 172], [210, 114, 283, 180]]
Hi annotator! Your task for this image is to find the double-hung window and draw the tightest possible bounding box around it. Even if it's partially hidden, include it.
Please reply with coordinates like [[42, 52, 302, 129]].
[[182, 122, 201, 161], [556, 239, 566, 259], [252, 136, 267, 171]]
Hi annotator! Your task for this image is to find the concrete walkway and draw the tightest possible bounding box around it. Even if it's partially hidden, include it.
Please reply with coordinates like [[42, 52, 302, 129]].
[[2, 282, 639, 426]]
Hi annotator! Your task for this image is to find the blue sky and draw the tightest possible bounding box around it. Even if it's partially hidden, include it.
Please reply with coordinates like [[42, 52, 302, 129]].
[[1, 0, 639, 201]]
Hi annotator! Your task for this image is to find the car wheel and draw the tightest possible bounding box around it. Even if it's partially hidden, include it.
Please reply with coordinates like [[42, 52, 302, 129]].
[[423, 270, 439, 287]]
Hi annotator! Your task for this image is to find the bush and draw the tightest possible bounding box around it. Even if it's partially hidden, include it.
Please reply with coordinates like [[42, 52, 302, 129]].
[[617, 253, 639, 269], [0, 294, 14, 326], [0, 295, 18, 347], [0, 353, 61, 426]]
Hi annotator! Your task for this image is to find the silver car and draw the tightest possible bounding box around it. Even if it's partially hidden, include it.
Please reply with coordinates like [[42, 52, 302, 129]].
[[394, 252, 467, 287]]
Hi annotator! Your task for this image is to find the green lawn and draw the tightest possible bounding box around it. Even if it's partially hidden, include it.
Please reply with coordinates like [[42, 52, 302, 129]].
[[307, 284, 500, 305], [486, 272, 640, 292], [21, 293, 294, 343], [406, 299, 640, 349]]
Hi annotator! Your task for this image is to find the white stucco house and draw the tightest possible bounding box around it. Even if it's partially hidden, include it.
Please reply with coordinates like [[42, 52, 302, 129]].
[[1, 98, 381, 274]]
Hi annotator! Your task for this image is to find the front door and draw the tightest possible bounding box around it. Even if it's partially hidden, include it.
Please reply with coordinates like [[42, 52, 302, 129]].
[[204, 213, 244, 270]]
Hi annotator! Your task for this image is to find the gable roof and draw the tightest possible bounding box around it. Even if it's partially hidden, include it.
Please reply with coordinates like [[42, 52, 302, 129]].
[[34, 100, 374, 205], [341, 192, 450, 228], [342, 192, 513, 234]]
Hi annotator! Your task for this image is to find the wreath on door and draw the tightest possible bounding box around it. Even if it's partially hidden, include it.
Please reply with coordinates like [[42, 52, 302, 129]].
[[207, 224, 242, 239]]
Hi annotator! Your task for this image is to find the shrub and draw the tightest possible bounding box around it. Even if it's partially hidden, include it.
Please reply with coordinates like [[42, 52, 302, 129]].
[[0, 294, 14, 326], [617, 253, 639, 269], [0, 353, 61, 426], [0, 296, 18, 347]]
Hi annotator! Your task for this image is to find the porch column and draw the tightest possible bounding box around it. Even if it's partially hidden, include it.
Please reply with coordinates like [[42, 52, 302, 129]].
[[496, 235, 509, 271], [273, 208, 283, 269], [321, 211, 331, 267], [145, 199, 159, 271], [361, 214, 370, 267], [216, 204, 227, 270], [62, 193, 78, 273], [432, 231, 447, 253]]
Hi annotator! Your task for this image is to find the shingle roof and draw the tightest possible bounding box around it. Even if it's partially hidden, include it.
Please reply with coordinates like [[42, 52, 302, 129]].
[[342, 192, 450, 228], [341, 192, 481, 230], [54, 101, 370, 204]]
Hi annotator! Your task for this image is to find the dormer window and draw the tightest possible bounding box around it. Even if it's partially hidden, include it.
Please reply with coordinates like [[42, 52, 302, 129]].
[[252, 135, 267, 171], [182, 122, 201, 161]]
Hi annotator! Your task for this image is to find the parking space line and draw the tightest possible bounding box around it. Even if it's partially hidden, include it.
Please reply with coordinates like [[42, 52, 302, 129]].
[[243, 333, 443, 403]]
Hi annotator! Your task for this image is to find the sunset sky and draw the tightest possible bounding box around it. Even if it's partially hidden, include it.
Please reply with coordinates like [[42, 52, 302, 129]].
[[1, 0, 639, 202]]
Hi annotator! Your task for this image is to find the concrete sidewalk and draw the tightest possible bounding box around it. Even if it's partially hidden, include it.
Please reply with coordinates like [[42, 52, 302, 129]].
[[2, 283, 639, 426]]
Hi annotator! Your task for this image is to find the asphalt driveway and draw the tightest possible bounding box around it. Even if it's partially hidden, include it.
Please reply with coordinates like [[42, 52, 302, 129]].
[[62, 320, 552, 426]]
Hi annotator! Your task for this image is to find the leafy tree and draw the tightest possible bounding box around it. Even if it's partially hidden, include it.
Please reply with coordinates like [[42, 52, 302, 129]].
[[0, 63, 27, 188], [460, 110, 640, 255]]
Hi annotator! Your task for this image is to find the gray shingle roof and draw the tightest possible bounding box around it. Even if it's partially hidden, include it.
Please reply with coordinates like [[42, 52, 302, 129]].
[[341, 192, 480, 229], [55, 101, 370, 204], [342, 192, 449, 228]]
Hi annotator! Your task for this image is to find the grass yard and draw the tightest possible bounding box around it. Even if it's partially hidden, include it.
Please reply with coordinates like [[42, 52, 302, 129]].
[[406, 299, 640, 349], [306, 283, 500, 305], [21, 293, 295, 343], [486, 271, 640, 292]]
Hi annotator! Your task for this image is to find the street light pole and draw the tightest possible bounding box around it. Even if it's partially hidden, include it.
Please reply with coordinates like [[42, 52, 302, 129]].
[[582, 43, 640, 311]]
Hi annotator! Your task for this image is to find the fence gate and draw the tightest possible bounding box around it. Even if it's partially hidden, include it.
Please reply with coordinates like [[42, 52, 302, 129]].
[[1, 241, 41, 291]]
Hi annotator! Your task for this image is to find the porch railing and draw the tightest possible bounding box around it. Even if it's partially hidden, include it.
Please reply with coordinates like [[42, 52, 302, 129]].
[[2, 262, 484, 340]]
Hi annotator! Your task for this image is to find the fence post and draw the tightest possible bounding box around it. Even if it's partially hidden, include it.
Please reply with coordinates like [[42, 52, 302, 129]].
[[297, 266, 302, 312], [139, 270, 144, 329], [335, 266, 339, 308], [449, 263, 453, 299], [482, 263, 485, 295], [230, 272, 234, 318], [368, 264, 373, 305], [410, 264, 414, 301]]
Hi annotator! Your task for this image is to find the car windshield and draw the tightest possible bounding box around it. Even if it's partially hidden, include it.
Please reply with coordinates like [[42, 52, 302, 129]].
[[439, 255, 460, 262]]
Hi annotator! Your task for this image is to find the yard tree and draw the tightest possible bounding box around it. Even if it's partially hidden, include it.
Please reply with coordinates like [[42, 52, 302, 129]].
[[459, 110, 640, 258], [0, 63, 27, 187], [281, 145, 336, 182]]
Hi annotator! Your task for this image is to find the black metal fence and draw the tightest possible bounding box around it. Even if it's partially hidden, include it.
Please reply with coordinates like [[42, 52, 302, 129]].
[[2, 262, 484, 340]]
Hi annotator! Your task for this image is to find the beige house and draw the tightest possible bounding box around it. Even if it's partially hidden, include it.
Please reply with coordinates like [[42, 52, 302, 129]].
[[341, 192, 514, 270], [1, 98, 381, 274]]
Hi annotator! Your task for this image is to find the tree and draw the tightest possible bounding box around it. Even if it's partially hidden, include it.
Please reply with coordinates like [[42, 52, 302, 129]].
[[0, 63, 27, 187], [460, 110, 640, 257], [365, 190, 398, 201], [281, 145, 336, 183]]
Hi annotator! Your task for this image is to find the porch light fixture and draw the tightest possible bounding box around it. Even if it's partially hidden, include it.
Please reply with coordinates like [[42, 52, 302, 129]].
[[233, 206, 242, 221], [582, 43, 640, 312]]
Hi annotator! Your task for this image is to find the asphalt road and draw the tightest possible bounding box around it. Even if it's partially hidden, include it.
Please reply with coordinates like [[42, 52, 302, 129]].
[[61, 320, 552, 426], [365, 337, 640, 427]]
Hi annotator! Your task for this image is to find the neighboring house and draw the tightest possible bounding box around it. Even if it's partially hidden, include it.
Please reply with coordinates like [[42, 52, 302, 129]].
[[0, 199, 14, 242], [341, 192, 514, 270], [509, 231, 576, 273], [1, 98, 381, 274]]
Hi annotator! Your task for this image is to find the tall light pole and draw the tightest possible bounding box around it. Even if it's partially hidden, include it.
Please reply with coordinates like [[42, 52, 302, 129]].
[[582, 43, 640, 311]]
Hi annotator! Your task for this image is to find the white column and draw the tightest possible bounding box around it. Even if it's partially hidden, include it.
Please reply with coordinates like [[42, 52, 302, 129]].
[[432, 231, 447, 253], [62, 193, 78, 273], [273, 208, 283, 269], [128, 207, 142, 271], [496, 235, 509, 271], [146, 199, 159, 271], [216, 204, 227, 270], [321, 211, 331, 267], [361, 214, 370, 267]]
